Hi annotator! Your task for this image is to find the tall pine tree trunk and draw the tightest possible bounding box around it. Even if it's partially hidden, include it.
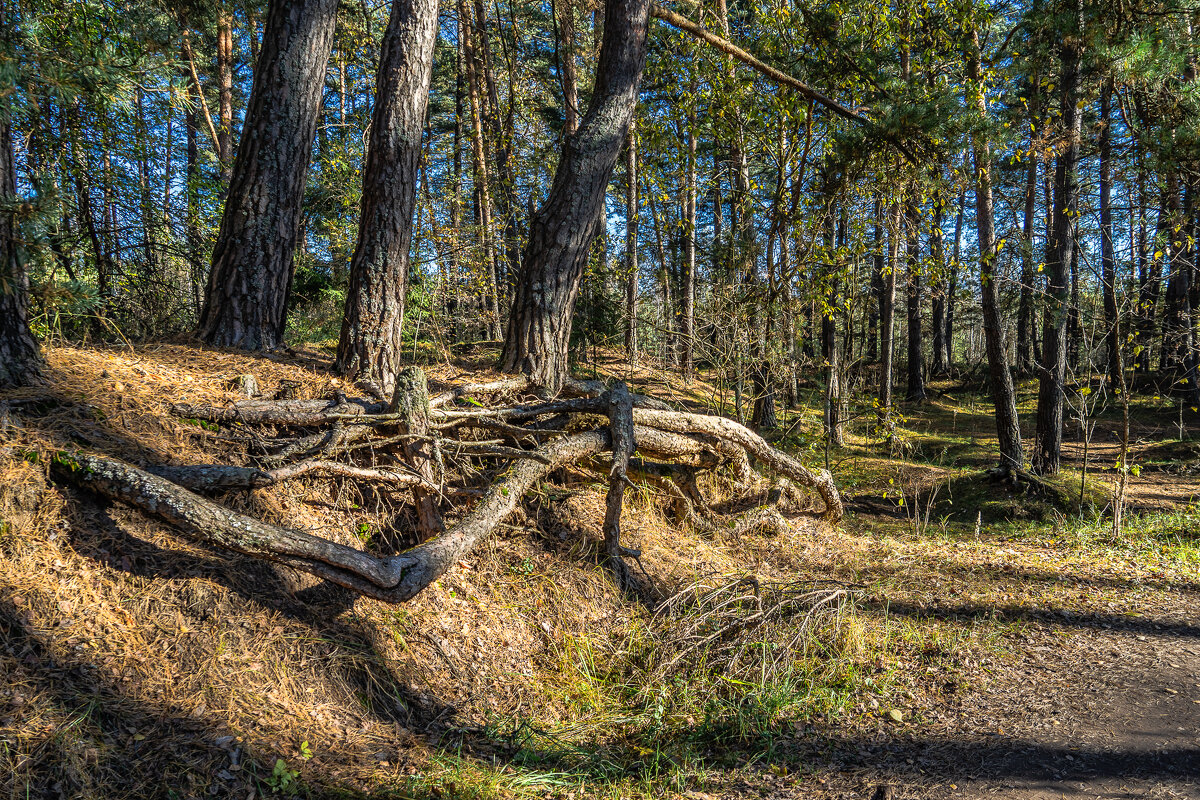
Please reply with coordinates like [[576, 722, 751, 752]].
[[624, 127, 638, 362], [216, 4, 235, 184], [905, 198, 926, 401], [930, 187, 949, 376], [878, 201, 899, 440], [0, 101, 42, 388], [335, 0, 439, 396], [1032, 6, 1083, 476], [681, 115, 697, 382], [970, 27, 1023, 474], [197, 0, 339, 350], [500, 0, 649, 394], [1099, 80, 1121, 392], [1016, 77, 1040, 375]]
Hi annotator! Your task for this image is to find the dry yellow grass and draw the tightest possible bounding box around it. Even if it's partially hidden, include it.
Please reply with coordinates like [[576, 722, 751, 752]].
[[0, 342, 822, 798]]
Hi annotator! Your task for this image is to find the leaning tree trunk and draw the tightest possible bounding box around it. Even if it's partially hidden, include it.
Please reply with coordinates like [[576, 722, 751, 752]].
[[969, 28, 1023, 474], [196, 0, 338, 351], [0, 108, 43, 388], [1032, 11, 1082, 477], [500, 0, 650, 395], [335, 0, 439, 397]]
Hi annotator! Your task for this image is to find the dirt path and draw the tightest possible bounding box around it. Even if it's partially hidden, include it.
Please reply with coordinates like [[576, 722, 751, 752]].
[[953, 626, 1200, 799], [713, 619, 1200, 800]]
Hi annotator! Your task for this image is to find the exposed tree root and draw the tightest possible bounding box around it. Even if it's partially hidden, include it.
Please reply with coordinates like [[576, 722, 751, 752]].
[[50, 373, 842, 604]]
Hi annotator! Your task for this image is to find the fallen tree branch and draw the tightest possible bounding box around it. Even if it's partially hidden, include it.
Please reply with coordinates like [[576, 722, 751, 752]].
[[148, 460, 439, 492], [630, 408, 843, 522], [54, 430, 611, 603]]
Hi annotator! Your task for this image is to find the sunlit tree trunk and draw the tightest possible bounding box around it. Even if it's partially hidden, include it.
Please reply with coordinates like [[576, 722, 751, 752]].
[[197, 0, 339, 350], [335, 0, 439, 396], [970, 27, 1023, 474], [500, 0, 650, 393], [0, 101, 42, 388], [1032, 4, 1083, 476]]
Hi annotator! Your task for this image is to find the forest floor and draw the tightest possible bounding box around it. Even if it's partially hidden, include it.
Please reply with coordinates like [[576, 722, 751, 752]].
[[2, 343, 1199, 799]]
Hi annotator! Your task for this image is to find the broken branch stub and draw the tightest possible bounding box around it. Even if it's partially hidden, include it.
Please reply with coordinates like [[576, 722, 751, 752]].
[[391, 367, 443, 540], [603, 382, 636, 588]]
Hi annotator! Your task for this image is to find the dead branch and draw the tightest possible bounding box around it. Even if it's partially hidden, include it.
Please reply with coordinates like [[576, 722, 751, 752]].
[[631, 407, 843, 522], [54, 430, 611, 603]]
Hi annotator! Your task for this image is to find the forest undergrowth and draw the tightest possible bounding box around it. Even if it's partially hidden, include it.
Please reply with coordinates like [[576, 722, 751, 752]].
[[2, 343, 1199, 800]]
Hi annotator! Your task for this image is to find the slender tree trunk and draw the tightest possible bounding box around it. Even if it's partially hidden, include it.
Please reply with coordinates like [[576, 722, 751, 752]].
[[970, 28, 1023, 474], [624, 126, 638, 362], [648, 188, 674, 363], [947, 186, 964, 369], [553, 0, 580, 136], [335, 0, 439, 396], [499, 0, 649, 394], [906, 198, 926, 401], [822, 203, 843, 446], [1100, 80, 1121, 393], [217, 3, 235, 184], [197, 0, 339, 350], [460, 0, 503, 339], [0, 100, 43, 387], [930, 187, 949, 376], [1017, 79, 1041, 375], [682, 116, 697, 382], [878, 200, 900, 440], [1032, 7, 1083, 476]]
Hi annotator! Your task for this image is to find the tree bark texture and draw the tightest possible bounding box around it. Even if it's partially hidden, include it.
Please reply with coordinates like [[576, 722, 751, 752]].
[[335, 0, 439, 396], [1032, 11, 1082, 476], [625, 128, 639, 361], [905, 199, 926, 401], [970, 30, 1023, 474], [1099, 81, 1121, 393], [500, 0, 650, 394], [197, 0, 338, 351], [0, 110, 43, 388]]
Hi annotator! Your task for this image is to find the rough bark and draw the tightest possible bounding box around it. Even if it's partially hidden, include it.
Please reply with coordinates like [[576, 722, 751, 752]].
[[603, 381, 635, 587], [1032, 9, 1083, 476], [0, 109, 43, 388], [335, 0, 439, 396], [624, 129, 639, 362], [500, 0, 650, 394], [970, 29, 1023, 474], [197, 0, 339, 350], [391, 367, 444, 540], [681, 116, 697, 382], [905, 199, 926, 401], [1099, 81, 1121, 393]]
